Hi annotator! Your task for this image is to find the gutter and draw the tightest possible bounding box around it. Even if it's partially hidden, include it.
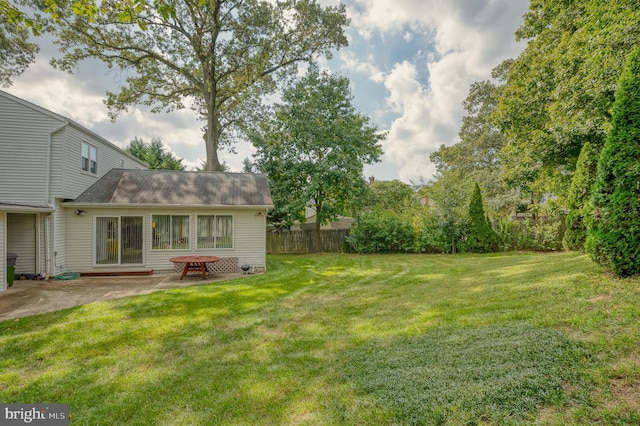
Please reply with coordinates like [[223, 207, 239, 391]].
[[59, 202, 274, 210]]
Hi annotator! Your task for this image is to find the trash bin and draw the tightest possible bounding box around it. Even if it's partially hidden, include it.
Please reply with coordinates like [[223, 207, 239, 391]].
[[7, 265, 15, 287], [6, 253, 18, 288]]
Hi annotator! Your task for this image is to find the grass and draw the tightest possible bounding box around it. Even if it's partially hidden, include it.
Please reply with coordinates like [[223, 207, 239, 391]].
[[0, 252, 639, 424]]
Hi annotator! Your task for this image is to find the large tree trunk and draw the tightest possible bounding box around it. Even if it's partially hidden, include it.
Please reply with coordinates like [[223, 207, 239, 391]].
[[204, 127, 221, 171], [204, 91, 222, 171]]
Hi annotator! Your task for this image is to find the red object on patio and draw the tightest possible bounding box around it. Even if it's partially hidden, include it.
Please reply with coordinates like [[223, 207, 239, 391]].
[[169, 255, 221, 280]]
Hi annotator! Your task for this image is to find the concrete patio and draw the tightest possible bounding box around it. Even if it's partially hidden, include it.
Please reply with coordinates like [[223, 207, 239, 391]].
[[0, 270, 247, 321]]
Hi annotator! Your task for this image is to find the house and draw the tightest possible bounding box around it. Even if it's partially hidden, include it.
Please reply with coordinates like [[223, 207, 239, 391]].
[[0, 90, 273, 291]]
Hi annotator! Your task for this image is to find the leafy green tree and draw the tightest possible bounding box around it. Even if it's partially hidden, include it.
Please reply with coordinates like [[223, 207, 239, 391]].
[[461, 183, 497, 253], [1, 0, 40, 86], [125, 137, 185, 170], [423, 172, 470, 254], [45, 0, 348, 171], [563, 142, 598, 251], [495, 1, 640, 196], [585, 48, 640, 277], [251, 67, 384, 249], [364, 180, 418, 214], [1, 0, 151, 86], [430, 71, 521, 217]]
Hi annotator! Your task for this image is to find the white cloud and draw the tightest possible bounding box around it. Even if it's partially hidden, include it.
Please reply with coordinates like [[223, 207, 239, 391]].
[[344, 0, 529, 182], [340, 51, 385, 83]]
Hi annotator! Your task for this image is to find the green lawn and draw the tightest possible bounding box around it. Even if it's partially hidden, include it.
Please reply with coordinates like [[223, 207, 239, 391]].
[[1, 252, 639, 425]]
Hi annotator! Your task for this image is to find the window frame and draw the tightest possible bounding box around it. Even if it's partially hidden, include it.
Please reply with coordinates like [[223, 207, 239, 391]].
[[196, 214, 234, 250], [81, 141, 98, 174], [94, 215, 144, 266], [151, 214, 191, 250]]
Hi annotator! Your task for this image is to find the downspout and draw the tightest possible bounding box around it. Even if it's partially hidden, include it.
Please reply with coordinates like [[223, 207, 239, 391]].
[[45, 214, 52, 279], [45, 122, 68, 278], [46, 122, 68, 205]]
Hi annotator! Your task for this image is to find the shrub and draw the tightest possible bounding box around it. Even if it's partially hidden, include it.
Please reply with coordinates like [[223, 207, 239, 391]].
[[563, 142, 598, 251], [419, 213, 452, 253], [459, 183, 498, 253], [586, 48, 640, 277], [496, 217, 564, 252], [348, 209, 417, 253]]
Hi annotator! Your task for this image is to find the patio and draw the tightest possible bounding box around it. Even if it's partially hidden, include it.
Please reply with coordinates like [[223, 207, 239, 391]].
[[0, 270, 247, 321]]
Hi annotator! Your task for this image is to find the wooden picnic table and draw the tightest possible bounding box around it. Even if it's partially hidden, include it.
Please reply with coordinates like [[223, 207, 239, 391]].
[[169, 255, 221, 280]]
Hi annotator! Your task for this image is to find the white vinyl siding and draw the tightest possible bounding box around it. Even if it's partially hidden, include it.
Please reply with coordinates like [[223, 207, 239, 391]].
[[58, 126, 147, 200], [0, 92, 147, 204], [63, 208, 267, 272], [0, 93, 62, 205]]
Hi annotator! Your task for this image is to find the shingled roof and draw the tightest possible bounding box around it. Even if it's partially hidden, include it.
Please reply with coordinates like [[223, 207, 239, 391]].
[[66, 169, 273, 208]]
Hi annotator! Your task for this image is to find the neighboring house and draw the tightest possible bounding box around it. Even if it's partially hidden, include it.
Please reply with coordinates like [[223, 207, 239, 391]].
[[0, 90, 273, 291]]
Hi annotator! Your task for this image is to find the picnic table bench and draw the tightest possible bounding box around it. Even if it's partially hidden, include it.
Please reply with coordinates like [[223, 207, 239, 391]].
[[169, 255, 221, 280]]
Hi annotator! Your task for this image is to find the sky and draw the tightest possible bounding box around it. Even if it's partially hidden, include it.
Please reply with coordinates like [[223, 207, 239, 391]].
[[6, 0, 530, 184]]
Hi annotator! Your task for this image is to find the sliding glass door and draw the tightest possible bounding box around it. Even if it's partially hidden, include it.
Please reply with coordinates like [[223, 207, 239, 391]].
[[95, 216, 143, 265]]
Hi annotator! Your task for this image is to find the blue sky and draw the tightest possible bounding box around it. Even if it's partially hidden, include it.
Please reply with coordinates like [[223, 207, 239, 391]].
[[6, 0, 530, 183]]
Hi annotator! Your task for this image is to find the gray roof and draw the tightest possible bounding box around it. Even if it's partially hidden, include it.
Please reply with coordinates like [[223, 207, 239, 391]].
[[67, 169, 273, 208]]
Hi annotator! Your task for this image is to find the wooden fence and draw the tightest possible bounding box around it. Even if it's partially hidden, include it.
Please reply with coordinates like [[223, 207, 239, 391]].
[[266, 229, 350, 254]]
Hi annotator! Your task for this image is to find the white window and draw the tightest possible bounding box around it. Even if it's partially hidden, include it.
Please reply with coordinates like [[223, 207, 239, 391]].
[[82, 142, 97, 174], [197, 215, 233, 249], [152, 215, 190, 249]]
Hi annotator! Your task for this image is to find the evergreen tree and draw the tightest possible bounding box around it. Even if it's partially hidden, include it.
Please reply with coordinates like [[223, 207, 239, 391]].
[[563, 142, 598, 251], [125, 137, 185, 170], [462, 183, 497, 253], [585, 48, 640, 277]]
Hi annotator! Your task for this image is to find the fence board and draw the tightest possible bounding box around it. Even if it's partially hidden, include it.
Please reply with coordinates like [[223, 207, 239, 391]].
[[266, 229, 349, 253]]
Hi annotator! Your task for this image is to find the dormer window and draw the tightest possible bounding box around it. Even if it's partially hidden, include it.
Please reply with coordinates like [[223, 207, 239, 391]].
[[82, 142, 97, 174]]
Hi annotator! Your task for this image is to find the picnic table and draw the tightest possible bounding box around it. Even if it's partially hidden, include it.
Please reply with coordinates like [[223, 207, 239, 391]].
[[169, 255, 221, 280]]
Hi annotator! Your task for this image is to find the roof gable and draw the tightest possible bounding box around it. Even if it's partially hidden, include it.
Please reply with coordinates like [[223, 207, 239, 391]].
[[68, 169, 273, 207], [0, 90, 147, 168]]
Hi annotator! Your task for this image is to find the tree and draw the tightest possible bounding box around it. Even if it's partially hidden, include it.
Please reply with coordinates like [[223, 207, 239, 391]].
[[562, 142, 598, 251], [430, 66, 522, 218], [423, 172, 470, 254], [125, 137, 185, 170], [1, 0, 149, 86], [430, 70, 521, 217], [250, 67, 384, 249], [585, 48, 640, 277], [495, 1, 640, 195], [192, 159, 229, 172], [364, 180, 418, 214], [1, 1, 40, 86], [241, 157, 257, 174], [46, 0, 349, 171], [461, 183, 497, 253]]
